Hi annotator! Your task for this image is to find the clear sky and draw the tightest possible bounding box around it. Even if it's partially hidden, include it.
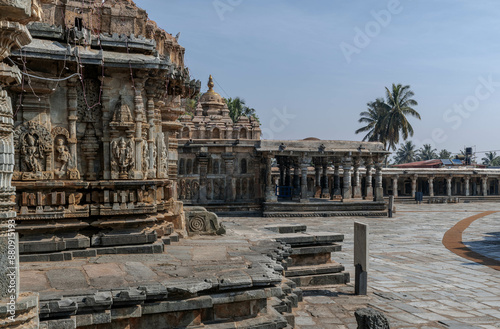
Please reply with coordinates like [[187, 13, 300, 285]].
[[138, 0, 500, 157]]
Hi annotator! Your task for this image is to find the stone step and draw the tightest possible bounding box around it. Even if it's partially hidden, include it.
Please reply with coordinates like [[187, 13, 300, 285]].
[[264, 224, 307, 234], [291, 244, 341, 255], [91, 231, 157, 247], [271, 232, 344, 246], [285, 263, 345, 277], [288, 272, 350, 287], [20, 241, 165, 262], [169, 232, 180, 243]]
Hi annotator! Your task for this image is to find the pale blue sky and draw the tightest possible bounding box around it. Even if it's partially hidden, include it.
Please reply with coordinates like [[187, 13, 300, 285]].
[[138, 0, 500, 156]]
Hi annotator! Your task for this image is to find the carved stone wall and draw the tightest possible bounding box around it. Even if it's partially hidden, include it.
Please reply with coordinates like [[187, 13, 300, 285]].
[[6, 0, 200, 257]]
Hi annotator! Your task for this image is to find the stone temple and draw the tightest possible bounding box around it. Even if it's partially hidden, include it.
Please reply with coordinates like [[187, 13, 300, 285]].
[[3, 0, 493, 328]]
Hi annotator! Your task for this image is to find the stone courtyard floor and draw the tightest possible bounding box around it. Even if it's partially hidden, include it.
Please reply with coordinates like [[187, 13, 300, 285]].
[[224, 203, 500, 329]]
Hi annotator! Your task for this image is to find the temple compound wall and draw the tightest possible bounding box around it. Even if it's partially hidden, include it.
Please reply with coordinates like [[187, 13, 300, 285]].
[[7, 0, 201, 257]]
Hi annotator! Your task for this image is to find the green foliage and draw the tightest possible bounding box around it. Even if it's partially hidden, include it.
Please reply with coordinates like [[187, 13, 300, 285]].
[[356, 84, 421, 151], [225, 97, 260, 123], [393, 141, 418, 164], [184, 93, 201, 117], [355, 98, 388, 144], [418, 144, 438, 161], [482, 151, 500, 166], [438, 149, 452, 160]]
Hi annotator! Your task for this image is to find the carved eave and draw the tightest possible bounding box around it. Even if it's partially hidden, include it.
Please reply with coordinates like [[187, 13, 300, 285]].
[[0, 21, 32, 60]]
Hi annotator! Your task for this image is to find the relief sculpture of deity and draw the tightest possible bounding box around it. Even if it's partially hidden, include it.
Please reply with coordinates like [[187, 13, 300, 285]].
[[22, 133, 44, 172], [55, 138, 72, 177], [111, 137, 135, 179]]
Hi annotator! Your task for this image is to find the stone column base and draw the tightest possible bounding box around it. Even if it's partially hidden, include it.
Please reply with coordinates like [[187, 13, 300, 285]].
[[343, 188, 352, 200], [353, 186, 362, 199], [265, 188, 278, 202], [365, 187, 373, 200]]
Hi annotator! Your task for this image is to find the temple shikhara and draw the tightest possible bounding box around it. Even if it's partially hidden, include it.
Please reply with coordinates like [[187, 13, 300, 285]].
[[1, 1, 499, 328]]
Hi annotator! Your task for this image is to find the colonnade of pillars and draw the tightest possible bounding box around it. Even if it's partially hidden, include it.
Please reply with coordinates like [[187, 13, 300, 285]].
[[389, 175, 497, 197], [265, 154, 384, 203]]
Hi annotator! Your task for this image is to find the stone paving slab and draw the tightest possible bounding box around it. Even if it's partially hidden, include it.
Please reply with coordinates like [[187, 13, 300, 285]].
[[224, 203, 500, 328]]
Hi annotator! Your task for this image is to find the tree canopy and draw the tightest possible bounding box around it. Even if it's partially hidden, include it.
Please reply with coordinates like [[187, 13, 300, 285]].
[[225, 97, 260, 123], [356, 84, 421, 151]]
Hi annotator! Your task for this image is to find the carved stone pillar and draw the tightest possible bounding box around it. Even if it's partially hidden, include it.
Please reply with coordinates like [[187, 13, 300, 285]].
[[322, 162, 330, 199], [314, 163, 321, 197], [223, 153, 235, 201], [279, 163, 285, 186], [285, 162, 291, 186], [353, 158, 362, 198], [293, 161, 300, 190], [300, 158, 310, 202], [465, 177, 470, 196], [447, 177, 453, 197], [374, 161, 384, 201], [392, 176, 399, 197], [265, 155, 277, 202], [333, 163, 341, 196], [411, 175, 417, 198], [146, 96, 156, 178], [365, 158, 373, 199], [133, 80, 145, 179], [342, 155, 352, 200], [99, 76, 112, 180], [198, 154, 209, 203], [482, 176, 488, 196], [67, 78, 78, 163], [429, 177, 434, 197]]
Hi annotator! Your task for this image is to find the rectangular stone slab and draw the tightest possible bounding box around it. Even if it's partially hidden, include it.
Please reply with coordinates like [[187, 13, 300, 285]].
[[271, 232, 344, 246]]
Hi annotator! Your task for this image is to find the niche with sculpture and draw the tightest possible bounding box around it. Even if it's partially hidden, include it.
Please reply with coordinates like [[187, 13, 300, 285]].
[[14, 121, 54, 180]]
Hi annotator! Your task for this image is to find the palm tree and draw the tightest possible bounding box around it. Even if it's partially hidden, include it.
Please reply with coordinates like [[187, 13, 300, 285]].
[[225, 97, 259, 122], [355, 98, 388, 147], [382, 84, 421, 151], [356, 84, 420, 151], [438, 149, 452, 159], [226, 97, 245, 122], [418, 144, 438, 160], [482, 151, 498, 166], [393, 141, 418, 164]]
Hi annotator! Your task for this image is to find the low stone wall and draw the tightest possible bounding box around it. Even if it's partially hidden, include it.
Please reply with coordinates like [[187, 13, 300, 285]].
[[263, 201, 387, 217]]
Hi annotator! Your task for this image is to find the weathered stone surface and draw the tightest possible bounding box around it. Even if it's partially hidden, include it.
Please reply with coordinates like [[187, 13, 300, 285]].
[[264, 224, 307, 234], [184, 206, 226, 236], [142, 296, 212, 314], [354, 307, 390, 329]]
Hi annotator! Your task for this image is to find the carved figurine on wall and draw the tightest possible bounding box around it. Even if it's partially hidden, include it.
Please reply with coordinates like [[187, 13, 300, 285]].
[[111, 137, 135, 179], [55, 138, 72, 177], [22, 133, 44, 172]]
